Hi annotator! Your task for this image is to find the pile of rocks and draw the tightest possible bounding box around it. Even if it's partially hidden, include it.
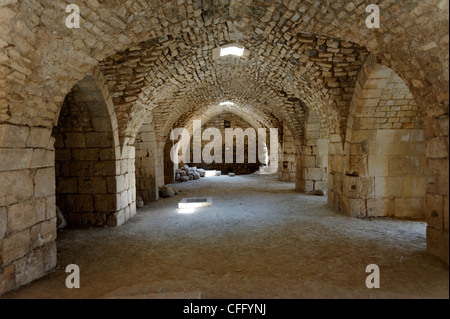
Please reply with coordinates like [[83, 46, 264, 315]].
[[176, 166, 206, 183], [159, 186, 180, 198]]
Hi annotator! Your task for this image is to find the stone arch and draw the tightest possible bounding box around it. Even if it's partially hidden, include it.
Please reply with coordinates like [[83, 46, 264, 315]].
[[161, 102, 285, 185], [330, 61, 428, 221], [52, 70, 136, 227]]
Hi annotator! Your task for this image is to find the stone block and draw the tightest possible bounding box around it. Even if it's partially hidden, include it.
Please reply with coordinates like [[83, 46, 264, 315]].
[[64, 133, 86, 148], [99, 148, 116, 160], [376, 130, 397, 144], [360, 88, 383, 99], [64, 195, 94, 213], [2, 230, 30, 265], [367, 198, 393, 217], [375, 177, 403, 197], [368, 155, 389, 177], [70, 161, 94, 177], [426, 194, 444, 230], [0, 148, 33, 171], [404, 177, 427, 197], [78, 177, 107, 194], [348, 155, 368, 176], [340, 196, 366, 217], [389, 156, 420, 176], [410, 129, 425, 142], [92, 117, 112, 132], [43, 241, 57, 272], [85, 132, 113, 148], [107, 176, 117, 194], [31, 219, 57, 249], [26, 127, 52, 148], [426, 227, 449, 265], [55, 149, 71, 161], [315, 181, 328, 191], [7, 199, 44, 233], [0, 170, 34, 207], [303, 155, 316, 168], [13, 247, 44, 287], [394, 198, 425, 219], [428, 159, 449, 195], [343, 176, 374, 199], [444, 196, 449, 231], [351, 130, 374, 143], [0, 264, 15, 295], [0, 207, 6, 240], [35, 167, 55, 198], [426, 137, 449, 159], [353, 117, 374, 130], [328, 190, 335, 208], [0, 124, 29, 148], [306, 167, 327, 181], [45, 196, 56, 220], [72, 148, 99, 161], [94, 194, 117, 212], [56, 177, 78, 194], [364, 78, 389, 89], [93, 161, 116, 176]]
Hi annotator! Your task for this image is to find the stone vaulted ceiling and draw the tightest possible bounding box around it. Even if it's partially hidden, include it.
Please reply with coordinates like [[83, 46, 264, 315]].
[[99, 26, 369, 143], [0, 0, 448, 147]]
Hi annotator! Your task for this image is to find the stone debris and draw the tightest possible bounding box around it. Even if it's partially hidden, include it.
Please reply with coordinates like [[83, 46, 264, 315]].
[[159, 186, 180, 198], [307, 190, 327, 197], [136, 196, 145, 208], [176, 166, 207, 183]]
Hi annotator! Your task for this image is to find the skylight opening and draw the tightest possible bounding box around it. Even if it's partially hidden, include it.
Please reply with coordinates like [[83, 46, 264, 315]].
[[220, 101, 235, 106], [220, 46, 245, 57]]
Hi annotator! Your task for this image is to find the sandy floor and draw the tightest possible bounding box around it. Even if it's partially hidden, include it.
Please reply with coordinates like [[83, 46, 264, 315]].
[[2, 175, 449, 299]]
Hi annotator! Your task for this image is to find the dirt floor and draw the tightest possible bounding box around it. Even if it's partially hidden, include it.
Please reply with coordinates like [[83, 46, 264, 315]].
[[2, 175, 449, 299]]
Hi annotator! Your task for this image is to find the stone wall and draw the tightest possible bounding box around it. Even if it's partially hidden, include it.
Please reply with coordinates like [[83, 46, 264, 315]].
[[54, 82, 116, 226], [0, 125, 57, 294], [297, 111, 329, 193], [53, 74, 137, 227], [329, 60, 428, 220], [280, 125, 296, 183], [188, 113, 264, 175], [134, 112, 161, 203]]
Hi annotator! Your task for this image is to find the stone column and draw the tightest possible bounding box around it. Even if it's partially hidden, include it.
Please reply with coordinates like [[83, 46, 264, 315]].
[[0, 125, 57, 294]]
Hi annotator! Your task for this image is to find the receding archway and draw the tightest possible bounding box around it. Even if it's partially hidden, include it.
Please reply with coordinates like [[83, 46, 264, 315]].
[[338, 64, 427, 219]]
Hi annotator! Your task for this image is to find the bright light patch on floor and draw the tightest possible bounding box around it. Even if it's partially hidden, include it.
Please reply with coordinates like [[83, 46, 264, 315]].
[[178, 208, 197, 214], [178, 197, 213, 209], [205, 170, 218, 177], [220, 46, 245, 57], [219, 101, 235, 106]]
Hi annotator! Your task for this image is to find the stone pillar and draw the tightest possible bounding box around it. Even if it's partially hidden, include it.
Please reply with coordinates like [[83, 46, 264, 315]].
[[425, 116, 449, 264], [164, 137, 175, 185], [280, 125, 296, 183], [135, 113, 159, 203], [0, 124, 57, 295]]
